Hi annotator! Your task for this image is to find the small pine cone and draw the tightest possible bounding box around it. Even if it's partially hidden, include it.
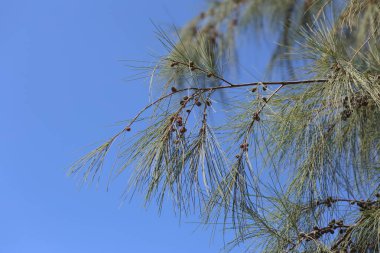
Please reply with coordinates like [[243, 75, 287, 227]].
[[176, 117, 183, 124], [240, 143, 249, 151], [253, 112, 260, 121]]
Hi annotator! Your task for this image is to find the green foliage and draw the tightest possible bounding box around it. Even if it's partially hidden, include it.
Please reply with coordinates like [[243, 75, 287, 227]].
[[70, 0, 380, 252]]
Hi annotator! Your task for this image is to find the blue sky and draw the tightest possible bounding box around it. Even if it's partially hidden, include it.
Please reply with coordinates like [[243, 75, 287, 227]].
[[0, 1, 276, 252]]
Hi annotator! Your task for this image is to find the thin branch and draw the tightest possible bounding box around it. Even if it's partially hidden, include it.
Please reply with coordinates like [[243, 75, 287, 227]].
[[111, 78, 327, 141]]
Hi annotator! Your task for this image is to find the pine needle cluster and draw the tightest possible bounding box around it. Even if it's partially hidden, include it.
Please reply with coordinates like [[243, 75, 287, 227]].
[[70, 0, 380, 252]]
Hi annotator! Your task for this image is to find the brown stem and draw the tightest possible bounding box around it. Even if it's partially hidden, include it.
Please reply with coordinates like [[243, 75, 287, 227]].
[[110, 79, 326, 142]]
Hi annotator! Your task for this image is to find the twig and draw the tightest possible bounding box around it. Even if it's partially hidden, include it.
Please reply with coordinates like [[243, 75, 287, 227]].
[[110, 79, 327, 142]]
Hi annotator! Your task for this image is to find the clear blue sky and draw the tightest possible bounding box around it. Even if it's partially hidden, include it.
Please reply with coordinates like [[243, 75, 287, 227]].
[[0, 1, 276, 252]]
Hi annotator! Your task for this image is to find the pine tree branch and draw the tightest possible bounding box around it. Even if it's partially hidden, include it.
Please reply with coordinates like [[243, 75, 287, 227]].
[[330, 218, 364, 251], [286, 196, 380, 252], [112, 78, 327, 140]]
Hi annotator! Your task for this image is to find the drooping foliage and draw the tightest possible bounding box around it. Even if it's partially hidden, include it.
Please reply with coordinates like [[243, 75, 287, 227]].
[[70, 0, 380, 252]]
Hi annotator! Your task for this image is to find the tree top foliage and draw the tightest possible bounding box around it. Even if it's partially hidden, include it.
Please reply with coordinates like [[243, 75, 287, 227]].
[[70, 0, 380, 252]]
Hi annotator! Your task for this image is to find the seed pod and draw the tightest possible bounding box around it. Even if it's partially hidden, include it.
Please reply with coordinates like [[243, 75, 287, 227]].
[[310, 231, 318, 238], [176, 117, 183, 125], [262, 97, 268, 103], [183, 96, 189, 101], [171, 87, 178, 92], [186, 109, 191, 113], [180, 127, 187, 133], [206, 99, 212, 106], [189, 61, 194, 67], [343, 97, 349, 108], [262, 85, 267, 91], [126, 127, 131, 132], [240, 143, 249, 151], [196, 101, 202, 107], [313, 226, 319, 231], [251, 87, 257, 93], [207, 72, 213, 78], [253, 112, 260, 121]]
